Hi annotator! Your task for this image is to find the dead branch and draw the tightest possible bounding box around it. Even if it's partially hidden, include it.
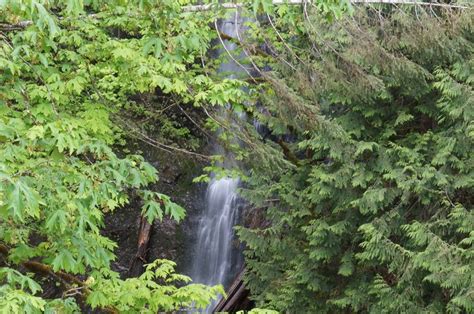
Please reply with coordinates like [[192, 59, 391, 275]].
[[128, 215, 153, 277], [214, 269, 252, 312]]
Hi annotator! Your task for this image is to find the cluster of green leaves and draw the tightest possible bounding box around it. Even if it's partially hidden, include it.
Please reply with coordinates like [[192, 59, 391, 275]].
[[0, 0, 249, 311], [237, 5, 473, 313], [86, 259, 224, 312], [0, 267, 78, 313]]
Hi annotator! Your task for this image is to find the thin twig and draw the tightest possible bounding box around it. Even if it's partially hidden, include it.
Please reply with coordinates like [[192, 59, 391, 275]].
[[119, 116, 211, 160], [177, 104, 212, 139], [234, 9, 264, 77], [267, 12, 307, 67], [262, 35, 297, 71], [214, 19, 257, 83]]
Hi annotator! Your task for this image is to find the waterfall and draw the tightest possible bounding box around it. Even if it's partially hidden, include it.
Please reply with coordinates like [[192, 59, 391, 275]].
[[190, 9, 247, 312], [191, 176, 240, 287]]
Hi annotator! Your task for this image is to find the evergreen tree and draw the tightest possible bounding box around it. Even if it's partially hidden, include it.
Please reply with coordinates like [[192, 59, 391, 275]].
[[237, 5, 473, 313]]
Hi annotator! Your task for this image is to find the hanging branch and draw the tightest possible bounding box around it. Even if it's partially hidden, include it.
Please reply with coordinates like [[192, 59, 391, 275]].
[[218, 30, 271, 58], [262, 35, 297, 71], [266, 12, 308, 67], [177, 104, 213, 139], [234, 9, 265, 78], [85, 63, 210, 161], [123, 121, 212, 160], [214, 19, 258, 84], [1, 35, 59, 115]]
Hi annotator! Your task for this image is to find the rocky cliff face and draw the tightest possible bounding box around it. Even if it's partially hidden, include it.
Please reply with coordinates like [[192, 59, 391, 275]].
[[103, 139, 209, 278]]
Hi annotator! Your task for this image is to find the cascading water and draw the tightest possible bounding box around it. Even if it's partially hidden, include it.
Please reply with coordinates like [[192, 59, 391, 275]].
[[190, 10, 247, 311], [191, 176, 240, 287]]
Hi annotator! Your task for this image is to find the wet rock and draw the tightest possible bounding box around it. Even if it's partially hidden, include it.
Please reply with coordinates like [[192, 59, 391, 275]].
[[103, 139, 209, 278]]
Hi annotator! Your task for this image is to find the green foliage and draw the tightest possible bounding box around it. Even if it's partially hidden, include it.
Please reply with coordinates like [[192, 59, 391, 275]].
[[0, 268, 46, 313], [237, 5, 474, 313], [2, 0, 471, 313], [0, 267, 80, 313], [86, 260, 224, 312], [0, 0, 238, 311]]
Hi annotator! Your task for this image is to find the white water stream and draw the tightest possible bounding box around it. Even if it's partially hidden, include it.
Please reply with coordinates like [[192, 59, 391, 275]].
[[191, 176, 240, 287], [190, 10, 248, 312]]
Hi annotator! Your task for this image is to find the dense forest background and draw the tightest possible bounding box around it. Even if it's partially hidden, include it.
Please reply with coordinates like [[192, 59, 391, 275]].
[[0, 0, 472, 313]]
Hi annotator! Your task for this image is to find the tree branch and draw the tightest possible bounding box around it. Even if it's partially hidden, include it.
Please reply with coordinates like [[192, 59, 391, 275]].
[[0, 244, 83, 287], [0, 244, 118, 314], [182, 0, 469, 12], [1, 1, 468, 32], [277, 138, 300, 166]]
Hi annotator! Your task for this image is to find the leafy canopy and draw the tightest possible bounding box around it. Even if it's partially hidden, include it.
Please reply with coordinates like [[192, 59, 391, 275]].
[[0, 0, 246, 311]]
